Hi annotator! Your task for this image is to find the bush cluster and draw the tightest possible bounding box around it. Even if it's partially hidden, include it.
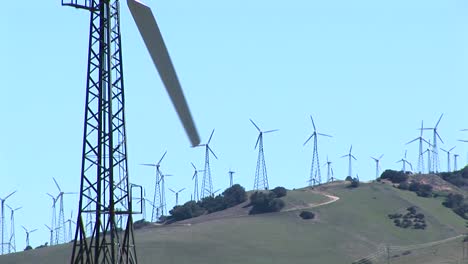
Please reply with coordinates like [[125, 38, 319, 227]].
[[438, 166, 468, 188], [299, 211, 315, 220], [388, 206, 426, 230], [408, 182, 433, 197], [442, 193, 468, 219], [249, 187, 287, 215], [168, 184, 247, 222], [380, 169, 409, 183]]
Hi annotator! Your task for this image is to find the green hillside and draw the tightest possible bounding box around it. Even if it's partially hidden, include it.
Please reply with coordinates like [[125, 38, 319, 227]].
[[0, 182, 466, 264]]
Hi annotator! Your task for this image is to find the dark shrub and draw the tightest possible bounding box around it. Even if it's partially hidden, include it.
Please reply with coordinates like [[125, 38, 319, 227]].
[[398, 182, 409, 190], [443, 193, 464, 209], [402, 250, 411, 256], [249, 191, 285, 214], [271, 186, 287, 198], [300, 211, 315, 220], [222, 184, 247, 207], [407, 206, 417, 214], [380, 170, 409, 183], [199, 195, 226, 213], [352, 258, 373, 264], [345, 176, 353, 181], [349, 178, 360, 188], [24, 245, 32, 251]]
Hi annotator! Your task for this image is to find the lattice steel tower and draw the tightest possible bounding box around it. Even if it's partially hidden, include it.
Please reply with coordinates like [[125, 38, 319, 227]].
[[250, 119, 278, 190], [62, 0, 137, 262], [303, 116, 331, 186], [197, 130, 218, 198]]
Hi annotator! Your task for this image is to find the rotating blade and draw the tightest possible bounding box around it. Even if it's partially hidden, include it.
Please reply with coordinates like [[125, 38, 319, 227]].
[[250, 119, 261, 132], [157, 151, 167, 165], [310, 115, 316, 131], [264, 129, 278, 134], [207, 129, 215, 145], [52, 177, 61, 192], [303, 134, 314, 146], [435, 113, 443, 128], [127, 0, 200, 147]]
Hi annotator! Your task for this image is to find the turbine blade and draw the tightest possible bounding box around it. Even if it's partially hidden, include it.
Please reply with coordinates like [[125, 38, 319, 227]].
[[349, 145, 353, 154], [140, 163, 157, 167], [379, 154, 384, 160], [351, 155, 357, 161], [440, 148, 447, 153], [406, 138, 418, 145], [254, 134, 261, 149], [208, 146, 218, 160], [4, 190, 16, 201], [157, 151, 167, 165], [191, 162, 196, 170], [127, 0, 200, 147], [318, 133, 332, 137], [53, 177, 61, 192], [450, 146, 456, 152], [169, 188, 175, 193], [207, 129, 215, 145], [458, 139, 468, 143], [340, 154, 348, 158], [192, 172, 197, 180], [435, 113, 443, 128], [303, 134, 314, 146], [250, 119, 261, 132], [436, 131, 444, 144], [178, 188, 186, 193], [310, 115, 316, 131], [264, 129, 279, 134]]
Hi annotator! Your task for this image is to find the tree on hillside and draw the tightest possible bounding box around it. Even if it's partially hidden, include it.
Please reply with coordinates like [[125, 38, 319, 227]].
[[222, 184, 247, 207]]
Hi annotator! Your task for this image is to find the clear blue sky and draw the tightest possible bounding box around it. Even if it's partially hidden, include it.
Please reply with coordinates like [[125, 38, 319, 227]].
[[1, 0, 468, 252]]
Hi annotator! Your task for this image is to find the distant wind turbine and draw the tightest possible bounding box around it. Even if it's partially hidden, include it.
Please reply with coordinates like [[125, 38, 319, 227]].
[[341, 145, 357, 178]]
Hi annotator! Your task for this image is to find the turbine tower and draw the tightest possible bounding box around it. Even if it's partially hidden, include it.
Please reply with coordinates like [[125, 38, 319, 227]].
[[141, 151, 167, 222], [21, 226, 37, 249], [397, 150, 413, 173], [341, 145, 357, 178], [159, 174, 172, 216], [371, 154, 384, 179], [228, 170, 235, 187], [250, 119, 278, 190], [441, 146, 456, 172], [423, 114, 444, 173], [0, 191, 16, 255], [303, 116, 332, 185], [169, 188, 185, 206], [52, 177, 74, 245], [6, 205, 20, 253], [62, 0, 200, 262], [323, 157, 334, 182], [46, 193, 57, 246], [191, 163, 202, 201], [422, 140, 433, 173], [407, 121, 431, 173], [454, 154, 459, 171], [44, 224, 56, 247], [197, 129, 218, 198]]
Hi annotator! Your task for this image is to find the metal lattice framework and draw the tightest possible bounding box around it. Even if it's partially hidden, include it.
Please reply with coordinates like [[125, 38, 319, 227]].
[[62, 0, 137, 263], [198, 130, 217, 198], [303, 116, 331, 186], [141, 151, 167, 222], [250, 119, 277, 191], [423, 114, 444, 173]]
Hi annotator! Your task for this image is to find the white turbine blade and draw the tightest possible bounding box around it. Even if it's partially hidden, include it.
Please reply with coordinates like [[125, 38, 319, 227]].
[[4, 190, 16, 201], [178, 188, 186, 193], [406, 138, 419, 145], [264, 129, 279, 134], [254, 134, 261, 149], [191, 162, 196, 170], [379, 154, 384, 160], [317, 133, 332, 137], [169, 188, 175, 193], [140, 163, 157, 167], [435, 113, 443, 128], [250, 119, 261, 132], [208, 146, 218, 160], [53, 177, 62, 192], [310, 115, 316, 131], [207, 129, 215, 145], [303, 134, 314, 146], [127, 0, 200, 147], [157, 151, 167, 165], [450, 146, 456, 152]]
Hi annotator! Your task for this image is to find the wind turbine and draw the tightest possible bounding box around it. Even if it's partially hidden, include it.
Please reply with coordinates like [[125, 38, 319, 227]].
[[323, 157, 334, 183], [304, 115, 332, 186], [440, 146, 456, 172], [0, 191, 16, 255], [397, 150, 413, 173], [370, 154, 384, 180], [250, 119, 278, 190], [169, 188, 185, 206], [141, 151, 167, 222], [46, 193, 57, 246], [62, 0, 201, 261], [145, 199, 159, 222], [52, 177, 74, 245], [228, 170, 235, 187], [407, 120, 431, 173], [454, 154, 460, 171], [191, 163, 203, 201], [6, 205, 20, 253], [197, 129, 218, 198], [65, 211, 76, 243], [157, 174, 172, 217], [423, 114, 444, 173], [21, 226, 37, 248], [422, 140, 433, 173], [341, 145, 357, 178]]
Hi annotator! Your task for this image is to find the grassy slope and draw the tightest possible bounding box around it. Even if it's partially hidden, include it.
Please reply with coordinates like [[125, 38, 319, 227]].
[[0, 183, 465, 264]]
